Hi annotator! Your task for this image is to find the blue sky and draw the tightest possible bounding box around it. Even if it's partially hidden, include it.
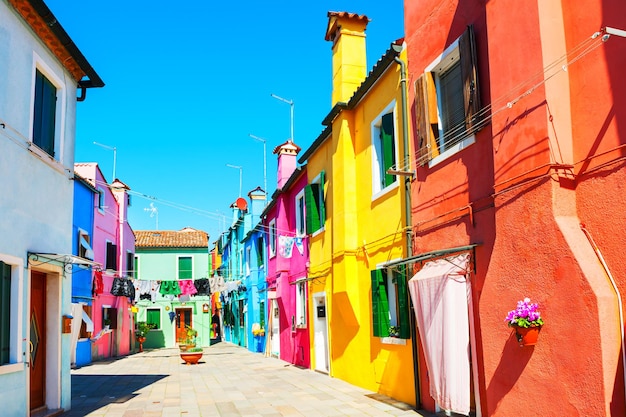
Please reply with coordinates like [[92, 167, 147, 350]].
[[46, 0, 405, 242]]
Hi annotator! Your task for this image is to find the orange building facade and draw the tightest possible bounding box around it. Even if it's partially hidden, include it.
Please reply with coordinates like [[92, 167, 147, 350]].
[[404, 0, 626, 415]]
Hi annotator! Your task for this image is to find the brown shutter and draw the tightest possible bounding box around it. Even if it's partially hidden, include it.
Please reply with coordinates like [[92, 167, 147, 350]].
[[426, 73, 440, 159], [414, 75, 429, 165], [459, 25, 480, 133]]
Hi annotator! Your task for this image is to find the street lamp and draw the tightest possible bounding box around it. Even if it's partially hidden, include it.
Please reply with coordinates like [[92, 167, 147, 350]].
[[226, 164, 243, 197], [93, 141, 117, 181], [270, 93, 294, 142], [248, 134, 267, 201]]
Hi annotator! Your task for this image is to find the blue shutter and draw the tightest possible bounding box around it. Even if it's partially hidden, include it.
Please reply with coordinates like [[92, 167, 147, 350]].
[[0, 262, 10, 365]]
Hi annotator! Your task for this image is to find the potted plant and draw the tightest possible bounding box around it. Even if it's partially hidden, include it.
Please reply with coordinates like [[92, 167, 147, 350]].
[[389, 326, 401, 338], [505, 297, 544, 346], [180, 346, 203, 365], [179, 325, 198, 351], [136, 321, 151, 352]]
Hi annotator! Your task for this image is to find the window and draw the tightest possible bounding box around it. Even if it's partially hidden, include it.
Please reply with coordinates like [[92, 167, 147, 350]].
[[372, 109, 397, 194], [102, 307, 118, 329], [371, 266, 410, 339], [146, 308, 161, 330], [305, 171, 325, 234], [269, 219, 277, 257], [245, 246, 251, 276], [105, 241, 117, 271], [415, 25, 481, 165], [256, 236, 264, 268], [126, 252, 135, 278], [32, 69, 57, 157], [134, 255, 140, 279], [295, 280, 307, 327], [0, 261, 11, 365], [79, 305, 93, 339], [295, 190, 306, 236], [259, 300, 265, 329], [97, 188, 105, 213], [78, 228, 94, 260], [178, 256, 192, 280]]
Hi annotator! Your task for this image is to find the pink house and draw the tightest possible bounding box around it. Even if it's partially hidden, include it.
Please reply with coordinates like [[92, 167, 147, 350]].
[[262, 141, 311, 367], [74, 163, 135, 359]]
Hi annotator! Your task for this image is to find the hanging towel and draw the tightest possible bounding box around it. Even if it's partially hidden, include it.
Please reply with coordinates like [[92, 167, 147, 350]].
[[294, 237, 304, 255], [159, 280, 182, 296], [194, 278, 211, 296], [179, 279, 198, 296], [92, 270, 104, 296], [279, 235, 294, 258]]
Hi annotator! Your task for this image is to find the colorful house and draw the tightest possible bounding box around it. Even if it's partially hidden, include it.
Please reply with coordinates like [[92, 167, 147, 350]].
[[70, 174, 97, 368], [404, 0, 626, 415], [134, 228, 211, 349], [0, 0, 103, 414], [74, 164, 135, 360], [262, 141, 311, 367]]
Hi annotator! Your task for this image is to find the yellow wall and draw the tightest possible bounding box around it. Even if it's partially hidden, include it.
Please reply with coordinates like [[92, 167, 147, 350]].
[[307, 46, 416, 405]]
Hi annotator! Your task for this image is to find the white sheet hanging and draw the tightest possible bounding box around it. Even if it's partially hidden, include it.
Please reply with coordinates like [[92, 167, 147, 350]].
[[408, 253, 471, 416]]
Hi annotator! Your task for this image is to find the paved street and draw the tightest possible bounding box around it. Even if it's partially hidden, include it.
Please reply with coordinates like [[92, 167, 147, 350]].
[[61, 343, 427, 417]]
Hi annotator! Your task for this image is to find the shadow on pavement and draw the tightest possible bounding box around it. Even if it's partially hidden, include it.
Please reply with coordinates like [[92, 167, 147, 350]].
[[61, 374, 167, 416]]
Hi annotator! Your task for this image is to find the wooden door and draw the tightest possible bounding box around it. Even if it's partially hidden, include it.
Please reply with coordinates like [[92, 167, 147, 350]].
[[30, 271, 46, 410], [175, 308, 192, 344]]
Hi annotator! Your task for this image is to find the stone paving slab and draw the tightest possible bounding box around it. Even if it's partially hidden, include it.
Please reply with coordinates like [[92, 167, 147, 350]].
[[61, 343, 429, 417]]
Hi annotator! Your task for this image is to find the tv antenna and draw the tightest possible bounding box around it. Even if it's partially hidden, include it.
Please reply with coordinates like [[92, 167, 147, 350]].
[[144, 203, 159, 230]]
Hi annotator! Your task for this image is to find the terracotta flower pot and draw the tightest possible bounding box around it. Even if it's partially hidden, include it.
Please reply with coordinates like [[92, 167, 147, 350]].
[[136, 336, 146, 352], [514, 325, 542, 346], [180, 351, 203, 365]]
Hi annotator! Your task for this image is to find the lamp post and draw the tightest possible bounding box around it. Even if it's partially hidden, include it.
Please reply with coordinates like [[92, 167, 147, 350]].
[[248, 134, 267, 201], [270, 93, 294, 142], [226, 164, 243, 197], [93, 141, 117, 181]]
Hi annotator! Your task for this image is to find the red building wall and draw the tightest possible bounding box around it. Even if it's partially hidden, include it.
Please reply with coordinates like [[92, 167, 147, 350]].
[[405, 0, 626, 415]]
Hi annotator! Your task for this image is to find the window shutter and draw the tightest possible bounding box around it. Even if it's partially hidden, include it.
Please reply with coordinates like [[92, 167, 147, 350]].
[[460, 25, 480, 133], [178, 257, 192, 279], [395, 265, 411, 339], [371, 269, 390, 337], [0, 262, 10, 365], [147, 309, 160, 329], [260, 301, 265, 327], [319, 170, 326, 226], [381, 113, 396, 187], [414, 75, 430, 165], [127, 252, 134, 277], [305, 184, 320, 233], [33, 70, 56, 157], [256, 237, 264, 267], [106, 242, 118, 271]]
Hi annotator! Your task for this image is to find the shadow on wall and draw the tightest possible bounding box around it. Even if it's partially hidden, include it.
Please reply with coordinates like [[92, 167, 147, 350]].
[[143, 330, 166, 349]]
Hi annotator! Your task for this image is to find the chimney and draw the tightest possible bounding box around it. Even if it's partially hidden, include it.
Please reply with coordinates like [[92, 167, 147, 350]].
[[325, 12, 370, 106], [273, 140, 301, 189]]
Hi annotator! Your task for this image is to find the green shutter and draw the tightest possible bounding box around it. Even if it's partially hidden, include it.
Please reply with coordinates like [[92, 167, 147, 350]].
[[146, 309, 160, 329], [319, 170, 326, 226], [260, 301, 265, 328], [395, 265, 411, 339], [178, 257, 192, 279], [381, 113, 396, 187], [371, 269, 390, 337], [305, 184, 320, 233], [256, 237, 264, 267], [0, 262, 10, 365]]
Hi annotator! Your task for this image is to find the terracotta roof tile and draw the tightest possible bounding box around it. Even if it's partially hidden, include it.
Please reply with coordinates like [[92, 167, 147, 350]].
[[135, 228, 209, 248]]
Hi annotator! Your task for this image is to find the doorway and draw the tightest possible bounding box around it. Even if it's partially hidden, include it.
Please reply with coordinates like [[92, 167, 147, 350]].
[[270, 299, 280, 357], [30, 271, 46, 411], [313, 292, 329, 373], [175, 308, 193, 344]]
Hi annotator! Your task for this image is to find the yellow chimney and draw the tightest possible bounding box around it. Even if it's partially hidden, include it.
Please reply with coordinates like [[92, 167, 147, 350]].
[[325, 12, 370, 106]]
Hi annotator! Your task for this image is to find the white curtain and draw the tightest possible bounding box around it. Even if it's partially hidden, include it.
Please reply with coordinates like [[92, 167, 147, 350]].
[[70, 303, 83, 366], [408, 253, 471, 416]]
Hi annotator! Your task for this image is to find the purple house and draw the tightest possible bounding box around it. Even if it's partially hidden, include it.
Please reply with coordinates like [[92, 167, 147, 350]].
[[262, 141, 311, 367]]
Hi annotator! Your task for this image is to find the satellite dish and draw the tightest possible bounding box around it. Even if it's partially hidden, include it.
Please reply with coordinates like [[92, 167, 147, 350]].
[[236, 197, 248, 211]]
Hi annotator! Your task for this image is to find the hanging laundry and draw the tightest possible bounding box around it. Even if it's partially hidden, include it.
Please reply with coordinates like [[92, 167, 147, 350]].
[[179, 294, 191, 303], [159, 280, 181, 296], [194, 278, 211, 296], [279, 235, 295, 258], [111, 277, 134, 298], [92, 270, 104, 296], [179, 279, 198, 296], [134, 280, 159, 303], [294, 237, 304, 255]]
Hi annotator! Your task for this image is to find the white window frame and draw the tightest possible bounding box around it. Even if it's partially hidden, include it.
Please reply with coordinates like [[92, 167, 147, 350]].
[[295, 189, 306, 237], [425, 38, 476, 168], [0, 254, 24, 375], [371, 101, 400, 199], [269, 219, 277, 258], [29, 53, 67, 172], [78, 228, 94, 260], [295, 279, 307, 328], [245, 246, 251, 277]]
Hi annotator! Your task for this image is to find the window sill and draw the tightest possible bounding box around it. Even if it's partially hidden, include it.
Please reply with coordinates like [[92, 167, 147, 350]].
[[380, 337, 407, 345], [311, 227, 325, 238], [428, 134, 475, 168], [0, 362, 25, 376], [29, 143, 69, 176], [372, 180, 399, 202]]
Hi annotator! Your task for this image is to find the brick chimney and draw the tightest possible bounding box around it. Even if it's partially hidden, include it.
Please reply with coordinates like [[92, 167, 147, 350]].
[[273, 141, 301, 189], [325, 11, 370, 106]]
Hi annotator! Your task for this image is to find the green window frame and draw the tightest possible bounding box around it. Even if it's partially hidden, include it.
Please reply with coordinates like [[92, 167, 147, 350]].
[[33, 69, 57, 157], [305, 170, 325, 234], [146, 308, 161, 330], [371, 265, 410, 339], [0, 261, 11, 365], [178, 256, 193, 279]]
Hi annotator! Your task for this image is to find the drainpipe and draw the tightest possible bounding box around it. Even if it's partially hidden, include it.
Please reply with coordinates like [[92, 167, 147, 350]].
[[580, 223, 626, 403], [393, 47, 421, 409]]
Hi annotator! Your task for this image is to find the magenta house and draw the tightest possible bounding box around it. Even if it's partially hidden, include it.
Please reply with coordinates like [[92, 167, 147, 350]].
[[74, 163, 135, 359], [262, 141, 311, 368]]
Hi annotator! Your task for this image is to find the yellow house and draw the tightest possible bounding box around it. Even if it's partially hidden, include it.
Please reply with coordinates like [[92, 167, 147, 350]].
[[298, 12, 416, 406]]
